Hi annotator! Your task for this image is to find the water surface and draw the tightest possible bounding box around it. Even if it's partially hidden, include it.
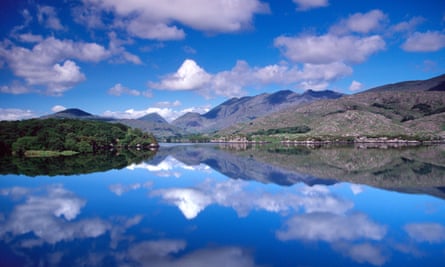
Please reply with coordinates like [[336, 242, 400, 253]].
[[1, 144, 444, 266]]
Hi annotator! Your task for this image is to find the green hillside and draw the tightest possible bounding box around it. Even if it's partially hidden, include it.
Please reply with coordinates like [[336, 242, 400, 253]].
[[0, 118, 158, 156]]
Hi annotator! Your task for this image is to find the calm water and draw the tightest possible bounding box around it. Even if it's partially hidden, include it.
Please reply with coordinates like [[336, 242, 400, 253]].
[[1, 144, 444, 267]]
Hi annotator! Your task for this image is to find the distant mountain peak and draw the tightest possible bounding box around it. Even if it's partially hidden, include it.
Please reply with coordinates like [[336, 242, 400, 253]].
[[137, 113, 168, 123], [302, 89, 342, 98], [55, 108, 93, 117]]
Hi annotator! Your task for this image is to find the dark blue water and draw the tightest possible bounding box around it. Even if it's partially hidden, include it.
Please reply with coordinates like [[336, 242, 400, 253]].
[[1, 144, 444, 267]]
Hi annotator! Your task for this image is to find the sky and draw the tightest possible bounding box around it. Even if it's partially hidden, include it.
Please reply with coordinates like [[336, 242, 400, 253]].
[[0, 0, 444, 122]]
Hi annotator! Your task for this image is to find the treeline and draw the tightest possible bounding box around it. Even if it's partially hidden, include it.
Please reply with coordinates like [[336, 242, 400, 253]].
[[0, 118, 158, 156]]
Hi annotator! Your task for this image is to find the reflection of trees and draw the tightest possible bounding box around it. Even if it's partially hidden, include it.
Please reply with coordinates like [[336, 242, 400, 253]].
[[0, 150, 156, 176]]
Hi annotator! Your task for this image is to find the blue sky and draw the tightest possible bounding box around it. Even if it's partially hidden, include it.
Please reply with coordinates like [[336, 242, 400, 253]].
[[0, 0, 444, 121]]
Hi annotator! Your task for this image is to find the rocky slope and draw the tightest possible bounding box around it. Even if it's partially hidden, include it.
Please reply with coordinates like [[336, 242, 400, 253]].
[[221, 74, 445, 140], [172, 89, 343, 134]]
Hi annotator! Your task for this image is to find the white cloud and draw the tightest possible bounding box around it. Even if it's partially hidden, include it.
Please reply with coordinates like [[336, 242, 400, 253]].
[[0, 35, 143, 95], [51, 105, 66, 112], [37, 5, 64, 30], [103, 104, 210, 122], [0, 37, 109, 95], [405, 223, 445, 243], [108, 83, 142, 96], [155, 100, 182, 108], [0, 82, 33, 94], [274, 34, 385, 64], [293, 0, 329, 11], [330, 10, 387, 35], [276, 212, 387, 242], [0, 108, 35, 121], [83, 0, 269, 40], [149, 59, 351, 97], [17, 33, 43, 43], [349, 80, 363, 91], [402, 31, 445, 52], [391, 17, 425, 34], [127, 20, 186, 40], [108, 32, 143, 65], [150, 59, 212, 91]]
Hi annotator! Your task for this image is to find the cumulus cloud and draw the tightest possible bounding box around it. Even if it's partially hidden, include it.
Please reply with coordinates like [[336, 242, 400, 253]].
[[0, 37, 110, 95], [0, 35, 143, 95], [37, 5, 64, 30], [51, 105, 66, 112], [108, 32, 143, 65], [102, 104, 210, 122], [0, 108, 36, 120], [349, 80, 363, 91], [0, 82, 33, 94], [293, 0, 329, 11], [82, 0, 269, 40], [402, 31, 445, 52], [391, 17, 425, 34], [330, 10, 387, 35], [150, 59, 212, 91], [274, 34, 385, 64], [17, 33, 44, 43], [149, 59, 351, 97], [108, 83, 142, 96], [155, 100, 182, 108]]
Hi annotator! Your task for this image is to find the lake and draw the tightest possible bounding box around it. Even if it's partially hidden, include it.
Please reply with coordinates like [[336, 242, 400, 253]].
[[1, 144, 444, 267]]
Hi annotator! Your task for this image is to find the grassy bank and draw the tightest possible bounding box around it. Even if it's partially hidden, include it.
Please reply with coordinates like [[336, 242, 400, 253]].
[[24, 150, 79, 157]]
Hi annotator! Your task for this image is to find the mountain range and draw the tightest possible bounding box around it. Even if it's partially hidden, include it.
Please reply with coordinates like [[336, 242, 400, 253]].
[[222, 74, 445, 140], [42, 73, 445, 140], [43, 89, 343, 138]]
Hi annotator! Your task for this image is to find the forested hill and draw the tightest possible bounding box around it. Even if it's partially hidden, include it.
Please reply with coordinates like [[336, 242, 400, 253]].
[[0, 118, 158, 156]]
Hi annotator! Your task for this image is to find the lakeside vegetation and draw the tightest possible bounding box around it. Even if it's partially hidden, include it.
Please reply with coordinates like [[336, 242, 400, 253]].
[[0, 118, 158, 156], [0, 149, 156, 176]]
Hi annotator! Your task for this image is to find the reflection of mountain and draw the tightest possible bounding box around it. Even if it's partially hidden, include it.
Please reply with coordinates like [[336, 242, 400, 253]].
[[0, 150, 156, 176], [152, 144, 337, 186], [150, 144, 445, 199]]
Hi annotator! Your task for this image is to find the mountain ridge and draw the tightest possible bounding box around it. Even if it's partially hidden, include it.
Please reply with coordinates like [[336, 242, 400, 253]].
[[172, 89, 343, 134], [39, 73, 445, 140], [221, 74, 445, 140]]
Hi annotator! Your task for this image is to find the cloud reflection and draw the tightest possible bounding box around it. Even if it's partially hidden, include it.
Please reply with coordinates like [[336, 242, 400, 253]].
[[109, 181, 153, 196], [127, 156, 210, 177], [276, 212, 387, 242], [333, 242, 387, 266], [126, 239, 260, 267], [404, 223, 445, 243], [151, 180, 353, 219], [0, 185, 110, 246]]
